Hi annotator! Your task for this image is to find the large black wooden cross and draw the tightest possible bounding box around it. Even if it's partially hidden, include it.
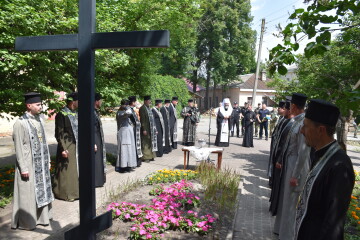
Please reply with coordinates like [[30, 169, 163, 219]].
[[15, 0, 169, 239]]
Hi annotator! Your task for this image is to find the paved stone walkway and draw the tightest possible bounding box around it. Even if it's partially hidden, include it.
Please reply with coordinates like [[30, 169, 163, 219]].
[[0, 117, 359, 240]]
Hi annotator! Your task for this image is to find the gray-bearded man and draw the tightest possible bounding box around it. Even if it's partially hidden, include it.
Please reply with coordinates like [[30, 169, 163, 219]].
[[11, 92, 54, 230]]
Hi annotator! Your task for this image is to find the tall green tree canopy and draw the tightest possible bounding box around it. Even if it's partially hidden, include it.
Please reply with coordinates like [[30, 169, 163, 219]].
[[0, 0, 202, 116], [193, 0, 256, 108]]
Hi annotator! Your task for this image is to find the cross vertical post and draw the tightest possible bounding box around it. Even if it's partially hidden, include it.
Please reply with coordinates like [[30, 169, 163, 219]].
[[77, 0, 96, 239], [14, 0, 169, 238]]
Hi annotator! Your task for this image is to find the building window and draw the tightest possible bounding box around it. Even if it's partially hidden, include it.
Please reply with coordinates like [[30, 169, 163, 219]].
[[247, 97, 252, 106]]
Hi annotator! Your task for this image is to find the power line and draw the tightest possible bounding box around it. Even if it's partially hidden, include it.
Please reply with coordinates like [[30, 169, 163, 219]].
[[263, 0, 301, 19]]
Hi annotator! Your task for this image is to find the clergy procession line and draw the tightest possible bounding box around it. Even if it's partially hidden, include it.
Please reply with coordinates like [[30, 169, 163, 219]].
[[9, 91, 357, 240], [10, 92, 203, 231]]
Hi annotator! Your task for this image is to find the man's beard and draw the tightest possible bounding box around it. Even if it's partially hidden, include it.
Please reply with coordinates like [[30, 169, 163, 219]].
[[225, 106, 228, 110]]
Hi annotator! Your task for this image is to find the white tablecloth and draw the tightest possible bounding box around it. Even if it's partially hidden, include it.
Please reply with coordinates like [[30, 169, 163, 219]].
[[183, 146, 223, 161]]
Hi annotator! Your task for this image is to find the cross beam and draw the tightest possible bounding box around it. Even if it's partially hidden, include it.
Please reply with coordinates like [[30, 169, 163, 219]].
[[15, 30, 169, 51], [14, 0, 169, 239]]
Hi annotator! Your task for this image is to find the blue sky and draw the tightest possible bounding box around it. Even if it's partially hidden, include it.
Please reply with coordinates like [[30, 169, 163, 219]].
[[251, 0, 308, 62]]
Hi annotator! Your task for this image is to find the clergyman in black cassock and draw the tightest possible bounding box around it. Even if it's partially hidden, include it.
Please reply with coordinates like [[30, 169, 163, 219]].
[[242, 105, 256, 147], [267, 100, 286, 187], [240, 102, 248, 136], [181, 99, 199, 146], [230, 101, 241, 137], [152, 100, 165, 157], [169, 97, 178, 149], [269, 99, 294, 215], [294, 99, 355, 240], [128, 96, 143, 167], [160, 99, 172, 154], [94, 93, 106, 187]]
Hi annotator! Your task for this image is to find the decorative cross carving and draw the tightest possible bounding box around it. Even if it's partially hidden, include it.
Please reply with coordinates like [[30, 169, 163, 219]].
[[15, 1, 169, 239]]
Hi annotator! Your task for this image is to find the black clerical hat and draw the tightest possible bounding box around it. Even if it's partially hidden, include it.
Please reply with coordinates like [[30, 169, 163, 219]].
[[121, 99, 129, 106], [233, 101, 238, 104], [67, 92, 78, 101], [24, 92, 41, 104], [305, 99, 340, 126], [155, 99, 163, 104], [172, 96, 178, 101], [164, 99, 171, 103], [278, 100, 286, 108], [143, 96, 151, 101], [95, 93, 102, 101], [291, 93, 307, 108], [128, 96, 136, 103], [285, 100, 291, 110], [188, 99, 194, 103]]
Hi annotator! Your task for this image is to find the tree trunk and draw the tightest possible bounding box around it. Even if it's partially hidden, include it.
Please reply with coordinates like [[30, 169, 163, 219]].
[[204, 71, 210, 110], [336, 110, 352, 152], [212, 82, 217, 108]]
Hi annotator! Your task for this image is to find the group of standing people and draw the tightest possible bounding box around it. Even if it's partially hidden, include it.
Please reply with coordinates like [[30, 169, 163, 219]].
[[268, 93, 355, 239], [115, 96, 180, 172], [10, 92, 183, 230], [215, 99, 273, 148], [11, 92, 108, 230]]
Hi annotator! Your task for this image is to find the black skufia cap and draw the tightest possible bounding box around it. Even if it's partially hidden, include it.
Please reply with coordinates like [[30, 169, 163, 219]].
[[188, 99, 194, 103], [67, 92, 78, 101], [128, 96, 137, 102], [143, 96, 151, 101], [278, 100, 286, 108], [121, 99, 129, 105], [172, 96, 178, 101], [164, 99, 171, 103], [155, 99, 163, 104], [95, 93, 102, 101], [24, 92, 41, 104], [305, 99, 340, 126], [291, 93, 307, 108], [233, 101, 238, 104], [285, 100, 291, 110]]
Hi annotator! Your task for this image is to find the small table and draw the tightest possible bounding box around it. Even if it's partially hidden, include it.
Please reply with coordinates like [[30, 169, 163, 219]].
[[182, 147, 224, 170]]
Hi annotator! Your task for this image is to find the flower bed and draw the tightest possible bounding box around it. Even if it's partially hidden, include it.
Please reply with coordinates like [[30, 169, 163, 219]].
[[0, 166, 15, 207], [107, 180, 216, 239], [0, 157, 56, 208], [345, 175, 360, 239], [145, 169, 198, 185]]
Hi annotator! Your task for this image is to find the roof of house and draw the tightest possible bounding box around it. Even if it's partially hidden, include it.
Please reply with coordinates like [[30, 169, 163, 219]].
[[229, 73, 274, 90], [183, 78, 205, 92]]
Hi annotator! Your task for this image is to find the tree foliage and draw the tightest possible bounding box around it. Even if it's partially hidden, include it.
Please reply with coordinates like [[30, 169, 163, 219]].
[[268, 0, 360, 75], [192, 0, 256, 108], [0, 0, 202, 116], [268, 13, 360, 116]]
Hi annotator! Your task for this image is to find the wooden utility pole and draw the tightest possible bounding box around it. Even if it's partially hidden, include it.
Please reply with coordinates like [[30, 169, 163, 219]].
[[251, 18, 265, 108]]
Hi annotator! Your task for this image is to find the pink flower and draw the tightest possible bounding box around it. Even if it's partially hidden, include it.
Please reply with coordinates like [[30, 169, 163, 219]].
[[139, 229, 146, 235], [125, 213, 130, 219], [186, 220, 193, 226], [187, 199, 193, 204], [202, 226, 209, 231], [146, 233, 152, 239], [197, 221, 207, 227], [130, 227, 137, 231], [115, 209, 121, 216]]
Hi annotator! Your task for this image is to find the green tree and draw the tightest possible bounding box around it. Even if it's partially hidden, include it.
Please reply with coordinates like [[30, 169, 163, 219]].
[[0, 0, 202, 116], [193, 0, 256, 109], [268, 0, 359, 75], [268, 13, 360, 150]]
